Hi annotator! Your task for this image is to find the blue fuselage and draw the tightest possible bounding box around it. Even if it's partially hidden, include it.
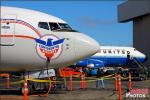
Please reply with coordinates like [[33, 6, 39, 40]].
[[92, 56, 145, 66], [76, 46, 146, 68], [77, 56, 145, 68]]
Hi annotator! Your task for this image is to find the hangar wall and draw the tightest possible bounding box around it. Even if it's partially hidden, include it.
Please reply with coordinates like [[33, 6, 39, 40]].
[[133, 14, 150, 67], [118, 0, 150, 22], [118, 0, 150, 68]]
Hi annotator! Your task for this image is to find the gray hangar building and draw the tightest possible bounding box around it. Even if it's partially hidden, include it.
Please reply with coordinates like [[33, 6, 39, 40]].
[[118, 0, 150, 69]]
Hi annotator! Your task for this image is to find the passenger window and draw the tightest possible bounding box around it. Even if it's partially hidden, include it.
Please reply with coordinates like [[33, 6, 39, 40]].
[[49, 23, 60, 31], [38, 22, 49, 30]]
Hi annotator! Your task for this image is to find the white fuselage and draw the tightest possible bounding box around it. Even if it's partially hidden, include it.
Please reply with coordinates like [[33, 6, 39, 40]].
[[94, 46, 146, 59], [77, 46, 146, 68], [91, 46, 146, 66], [0, 6, 99, 72]]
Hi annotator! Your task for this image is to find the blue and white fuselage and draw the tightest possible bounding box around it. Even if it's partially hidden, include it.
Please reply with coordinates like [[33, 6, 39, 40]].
[[76, 46, 147, 68]]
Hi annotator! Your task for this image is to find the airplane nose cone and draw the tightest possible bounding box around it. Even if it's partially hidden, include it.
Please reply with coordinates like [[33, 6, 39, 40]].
[[74, 33, 99, 60], [144, 57, 148, 62]]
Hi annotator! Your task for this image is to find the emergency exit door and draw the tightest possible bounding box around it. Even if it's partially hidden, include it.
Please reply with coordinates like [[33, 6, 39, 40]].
[[0, 14, 16, 46]]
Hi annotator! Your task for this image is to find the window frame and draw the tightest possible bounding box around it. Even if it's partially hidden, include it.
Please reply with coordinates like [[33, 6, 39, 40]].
[[49, 22, 61, 31], [38, 22, 50, 30]]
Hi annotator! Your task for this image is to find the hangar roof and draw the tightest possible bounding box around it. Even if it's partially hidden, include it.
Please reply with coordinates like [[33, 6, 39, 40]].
[[118, 0, 150, 22]]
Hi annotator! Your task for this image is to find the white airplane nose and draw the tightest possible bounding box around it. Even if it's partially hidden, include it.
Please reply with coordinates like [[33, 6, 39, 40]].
[[74, 33, 99, 60]]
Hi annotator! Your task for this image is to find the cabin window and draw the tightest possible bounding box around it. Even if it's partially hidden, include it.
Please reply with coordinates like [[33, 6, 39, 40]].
[[38, 22, 49, 30], [49, 22, 60, 31]]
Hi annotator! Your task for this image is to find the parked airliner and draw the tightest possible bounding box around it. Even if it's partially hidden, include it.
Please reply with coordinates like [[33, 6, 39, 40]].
[[76, 46, 147, 68], [0, 6, 99, 72]]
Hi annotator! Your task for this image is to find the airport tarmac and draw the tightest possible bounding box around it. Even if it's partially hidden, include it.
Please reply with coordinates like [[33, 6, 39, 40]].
[[0, 77, 150, 100]]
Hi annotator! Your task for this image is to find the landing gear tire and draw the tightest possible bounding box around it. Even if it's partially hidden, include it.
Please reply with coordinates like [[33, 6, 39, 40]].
[[33, 82, 52, 93], [20, 81, 52, 94]]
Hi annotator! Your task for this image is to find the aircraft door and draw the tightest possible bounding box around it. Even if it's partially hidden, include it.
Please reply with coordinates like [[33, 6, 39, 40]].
[[0, 14, 17, 46]]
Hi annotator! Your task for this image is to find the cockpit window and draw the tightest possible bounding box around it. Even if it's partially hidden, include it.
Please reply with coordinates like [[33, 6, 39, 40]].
[[58, 23, 72, 30], [49, 22, 60, 31], [38, 22, 78, 32], [38, 22, 49, 30], [49, 22, 78, 32]]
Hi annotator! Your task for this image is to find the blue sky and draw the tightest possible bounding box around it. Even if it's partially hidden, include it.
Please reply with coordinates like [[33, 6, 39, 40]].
[[1, 0, 133, 46]]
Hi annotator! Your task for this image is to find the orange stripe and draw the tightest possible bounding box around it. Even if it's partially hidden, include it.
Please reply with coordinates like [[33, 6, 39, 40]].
[[1, 20, 41, 37], [16, 21, 41, 37], [0, 35, 35, 40]]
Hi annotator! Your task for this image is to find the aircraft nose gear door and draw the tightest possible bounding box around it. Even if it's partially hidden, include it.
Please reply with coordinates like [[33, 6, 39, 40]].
[[0, 14, 16, 46]]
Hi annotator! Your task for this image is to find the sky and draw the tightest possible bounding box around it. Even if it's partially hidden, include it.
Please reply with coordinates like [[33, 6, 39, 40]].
[[1, 0, 133, 46]]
